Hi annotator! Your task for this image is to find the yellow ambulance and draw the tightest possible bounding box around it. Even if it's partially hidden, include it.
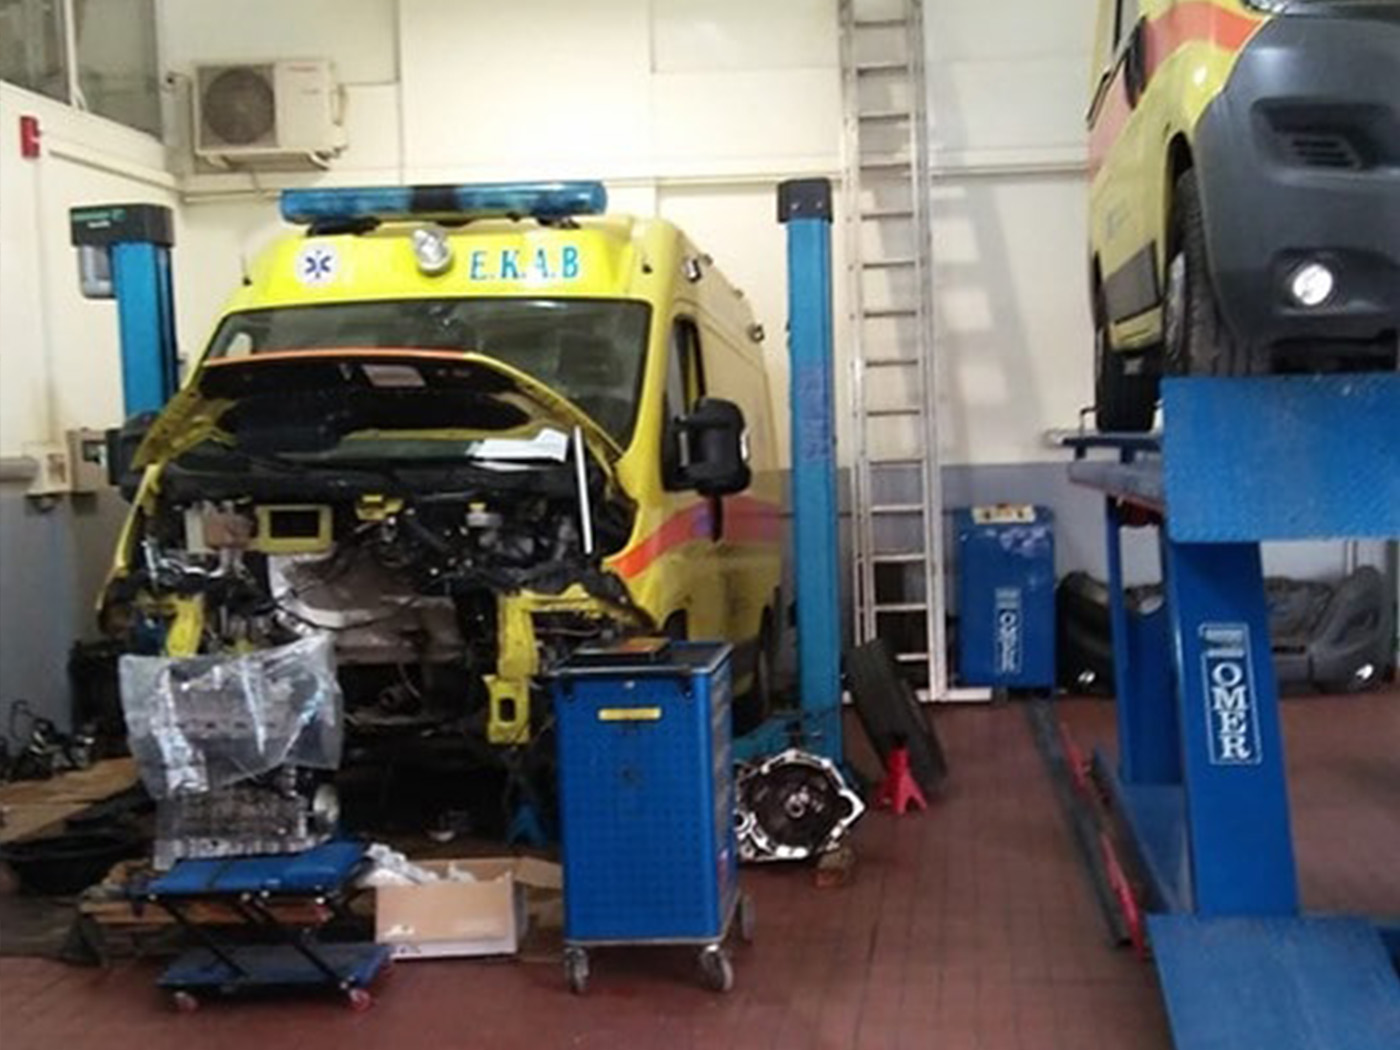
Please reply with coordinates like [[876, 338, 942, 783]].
[[1088, 0, 1400, 430], [101, 182, 784, 748]]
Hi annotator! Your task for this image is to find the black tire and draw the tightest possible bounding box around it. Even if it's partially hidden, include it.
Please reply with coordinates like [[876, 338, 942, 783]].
[[734, 615, 775, 735], [1164, 170, 1252, 376], [845, 639, 948, 794], [662, 612, 688, 642], [1094, 285, 1158, 432]]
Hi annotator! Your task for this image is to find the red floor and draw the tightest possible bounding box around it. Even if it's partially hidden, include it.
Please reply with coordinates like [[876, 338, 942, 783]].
[[3, 692, 1394, 1050], [1058, 688, 1400, 917]]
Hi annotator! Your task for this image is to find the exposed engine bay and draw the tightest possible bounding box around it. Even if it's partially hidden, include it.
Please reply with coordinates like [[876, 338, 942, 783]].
[[101, 350, 655, 834], [107, 456, 635, 722]]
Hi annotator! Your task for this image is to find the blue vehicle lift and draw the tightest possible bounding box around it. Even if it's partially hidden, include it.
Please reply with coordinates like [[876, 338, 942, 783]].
[[69, 203, 180, 415], [1067, 374, 1400, 1050], [734, 178, 845, 765]]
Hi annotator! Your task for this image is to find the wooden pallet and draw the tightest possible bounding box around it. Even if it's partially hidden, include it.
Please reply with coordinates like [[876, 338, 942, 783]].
[[0, 759, 139, 844]]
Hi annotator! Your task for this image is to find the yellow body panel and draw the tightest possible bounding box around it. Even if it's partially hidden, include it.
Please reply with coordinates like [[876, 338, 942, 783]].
[[1088, 0, 1266, 349]]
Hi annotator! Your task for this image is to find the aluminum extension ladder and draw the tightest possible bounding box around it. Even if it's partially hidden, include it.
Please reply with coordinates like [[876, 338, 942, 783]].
[[840, 0, 974, 702]]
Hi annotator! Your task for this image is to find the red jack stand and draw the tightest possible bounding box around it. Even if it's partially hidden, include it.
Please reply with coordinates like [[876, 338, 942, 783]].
[[876, 743, 927, 815]]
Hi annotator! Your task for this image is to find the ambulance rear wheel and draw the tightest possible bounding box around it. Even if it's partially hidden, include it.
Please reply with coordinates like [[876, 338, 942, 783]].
[[735, 616, 775, 734], [1094, 285, 1158, 433]]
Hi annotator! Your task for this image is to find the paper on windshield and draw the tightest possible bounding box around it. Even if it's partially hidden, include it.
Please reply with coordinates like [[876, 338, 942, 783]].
[[470, 428, 570, 463]]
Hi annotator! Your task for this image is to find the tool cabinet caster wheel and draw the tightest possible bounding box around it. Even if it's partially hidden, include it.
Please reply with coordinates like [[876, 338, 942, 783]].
[[738, 892, 756, 944], [346, 988, 374, 1012], [699, 946, 734, 993], [172, 991, 199, 1014], [564, 948, 589, 995]]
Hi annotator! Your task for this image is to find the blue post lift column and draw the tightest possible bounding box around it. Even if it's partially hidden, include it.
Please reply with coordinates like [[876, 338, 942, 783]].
[[775, 177, 842, 763], [1067, 374, 1400, 1050], [69, 203, 179, 416]]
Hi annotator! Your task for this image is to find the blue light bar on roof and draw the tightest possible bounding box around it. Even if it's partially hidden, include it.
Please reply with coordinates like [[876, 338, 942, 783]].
[[280, 181, 608, 225]]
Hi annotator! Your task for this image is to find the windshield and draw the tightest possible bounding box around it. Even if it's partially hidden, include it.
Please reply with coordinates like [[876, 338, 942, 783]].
[[206, 298, 651, 444]]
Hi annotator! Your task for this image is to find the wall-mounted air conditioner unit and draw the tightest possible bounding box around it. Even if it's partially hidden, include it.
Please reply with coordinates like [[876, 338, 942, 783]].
[[194, 59, 346, 165]]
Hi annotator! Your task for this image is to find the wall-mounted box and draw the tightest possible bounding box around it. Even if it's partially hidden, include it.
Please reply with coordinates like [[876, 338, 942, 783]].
[[66, 428, 110, 493]]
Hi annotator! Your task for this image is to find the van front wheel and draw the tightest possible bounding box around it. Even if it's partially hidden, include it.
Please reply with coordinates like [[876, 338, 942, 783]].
[[1164, 170, 1250, 377], [734, 617, 775, 735]]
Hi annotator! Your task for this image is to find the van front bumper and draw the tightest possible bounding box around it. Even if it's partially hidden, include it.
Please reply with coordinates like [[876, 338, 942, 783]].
[[1194, 8, 1400, 363]]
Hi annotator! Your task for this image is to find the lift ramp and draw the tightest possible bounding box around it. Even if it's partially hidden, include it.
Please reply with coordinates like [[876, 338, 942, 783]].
[[1065, 374, 1400, 1050], [1150, 916, 1400, 1050]]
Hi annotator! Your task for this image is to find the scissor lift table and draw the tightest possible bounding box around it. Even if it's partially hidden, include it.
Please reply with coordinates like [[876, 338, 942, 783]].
[[136, 840, 390, 1011], [1067, 375, 1400, 1050]]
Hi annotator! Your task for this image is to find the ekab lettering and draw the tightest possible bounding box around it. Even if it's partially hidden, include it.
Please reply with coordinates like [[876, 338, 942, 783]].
[[467, 245, 581, 282]]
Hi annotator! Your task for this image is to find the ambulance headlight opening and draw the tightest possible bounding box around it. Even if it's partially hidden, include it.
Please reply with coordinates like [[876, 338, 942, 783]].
[[411, 225, 453, 276], [1288, 262, 1335, 308]]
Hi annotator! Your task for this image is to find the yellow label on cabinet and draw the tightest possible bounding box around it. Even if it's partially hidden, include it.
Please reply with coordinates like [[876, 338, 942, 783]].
[[597, 707, 663, 722]]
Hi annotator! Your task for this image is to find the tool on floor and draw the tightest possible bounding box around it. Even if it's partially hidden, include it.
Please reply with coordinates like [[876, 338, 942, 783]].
[[551, 640, 754, 994], [1025, 702, 1145, 956], [5, 700, 95, 781], [735, 748, 865, 861], [874, 735, 926, 816]]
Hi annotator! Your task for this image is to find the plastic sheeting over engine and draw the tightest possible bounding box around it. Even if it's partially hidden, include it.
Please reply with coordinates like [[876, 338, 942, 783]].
[[119, 633, 344, 799]]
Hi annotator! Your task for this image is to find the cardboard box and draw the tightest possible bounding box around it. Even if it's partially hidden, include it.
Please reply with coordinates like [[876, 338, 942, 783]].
[[374, 857, 560, 960]]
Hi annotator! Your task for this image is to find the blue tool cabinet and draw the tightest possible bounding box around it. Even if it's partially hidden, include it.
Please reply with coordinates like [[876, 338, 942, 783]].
[[551, 640, 752, 993], [956, 505, 1056, 689]]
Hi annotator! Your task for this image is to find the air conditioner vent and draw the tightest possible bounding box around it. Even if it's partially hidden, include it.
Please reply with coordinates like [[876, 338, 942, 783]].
[[201, 66, 277, 147], [194, 60, 345, 164]]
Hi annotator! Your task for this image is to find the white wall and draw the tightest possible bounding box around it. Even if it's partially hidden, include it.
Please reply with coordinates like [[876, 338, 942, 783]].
[[155, 0, 846, 466], [0, 83, 176, 726], [925, 0, 1097, 465], [0, 82, 176, 457], [153, 0, 1099, 469]]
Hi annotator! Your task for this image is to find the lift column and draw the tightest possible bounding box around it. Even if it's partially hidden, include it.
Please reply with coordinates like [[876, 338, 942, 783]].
[[70, 203, 179, 416], [777, 178, 842, 762]]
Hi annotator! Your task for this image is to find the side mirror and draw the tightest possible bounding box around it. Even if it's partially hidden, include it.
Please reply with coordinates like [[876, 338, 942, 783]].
[[105, 412, 156, 501], [679, 398, 751, 497], [1123, 19, 1149, 108]]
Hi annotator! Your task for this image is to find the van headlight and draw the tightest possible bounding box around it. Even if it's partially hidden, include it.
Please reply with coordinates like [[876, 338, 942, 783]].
[[411, 225, 454, 276]]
